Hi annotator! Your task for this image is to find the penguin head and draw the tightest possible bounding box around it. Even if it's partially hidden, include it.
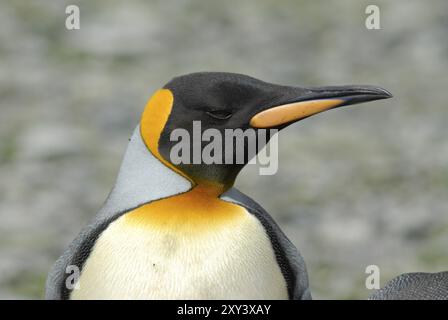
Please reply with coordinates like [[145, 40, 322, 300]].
[[140, 72, 392, 191]]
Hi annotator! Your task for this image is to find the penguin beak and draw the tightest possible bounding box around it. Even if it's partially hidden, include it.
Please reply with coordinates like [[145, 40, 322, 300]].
[[250, 85, 393, 129]]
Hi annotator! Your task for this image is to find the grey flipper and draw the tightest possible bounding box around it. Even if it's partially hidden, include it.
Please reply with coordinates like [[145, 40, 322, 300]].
[[45, 213, 122, 299], [221, 188, 312, 300], [369, 272, 448, 300], [45, 126, 192, 299]]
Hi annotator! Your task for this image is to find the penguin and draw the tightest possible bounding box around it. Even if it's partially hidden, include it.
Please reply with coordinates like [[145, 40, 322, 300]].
[[369, 271, 448, 300], [45, 72, 392, 300]]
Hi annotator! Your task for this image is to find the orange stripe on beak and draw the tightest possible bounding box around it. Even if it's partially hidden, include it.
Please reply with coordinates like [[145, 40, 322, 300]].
[[250, 99, 344, 129]]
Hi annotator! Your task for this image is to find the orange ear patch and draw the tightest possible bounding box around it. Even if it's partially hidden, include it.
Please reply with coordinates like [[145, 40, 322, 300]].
[[140, 89, 192, 182]]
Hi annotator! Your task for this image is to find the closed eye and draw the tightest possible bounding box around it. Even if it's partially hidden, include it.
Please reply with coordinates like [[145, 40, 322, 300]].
[[206, 110, 233, 120]]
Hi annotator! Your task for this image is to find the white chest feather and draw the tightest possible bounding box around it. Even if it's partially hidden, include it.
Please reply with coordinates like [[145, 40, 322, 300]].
[[70, 206, 288, 300]]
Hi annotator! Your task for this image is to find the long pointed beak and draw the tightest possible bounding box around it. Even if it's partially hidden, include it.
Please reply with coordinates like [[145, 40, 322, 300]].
[[250, 85, 393, 129]]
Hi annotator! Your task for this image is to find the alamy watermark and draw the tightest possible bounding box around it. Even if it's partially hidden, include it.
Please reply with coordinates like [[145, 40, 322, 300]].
[[65, 265, 81, 290], [365, 5, 381, 30], [365, 264, 380, 290], [169, 121, 279, 175], [65, 5, 80, 30], [65, 4, 381, 31]]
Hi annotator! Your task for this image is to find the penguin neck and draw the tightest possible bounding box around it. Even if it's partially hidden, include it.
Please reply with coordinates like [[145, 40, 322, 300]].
[[155, 150, 237, 199], [124, 174, 245, 230], [101, 126, 238, 222], [188, 180, 230, 199], [99, 126, 192, 218], [170, 162, 242, 199]]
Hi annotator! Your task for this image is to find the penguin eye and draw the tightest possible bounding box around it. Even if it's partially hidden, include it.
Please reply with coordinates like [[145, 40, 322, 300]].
[[206, 110, 233, 120]]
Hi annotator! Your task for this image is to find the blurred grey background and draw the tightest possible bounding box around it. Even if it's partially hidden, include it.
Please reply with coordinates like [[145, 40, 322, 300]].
[[1, 0, 448, 299]]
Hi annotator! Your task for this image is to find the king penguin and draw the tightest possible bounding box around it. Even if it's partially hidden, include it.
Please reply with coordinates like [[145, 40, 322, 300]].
[[46, 72, 392, 300]]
